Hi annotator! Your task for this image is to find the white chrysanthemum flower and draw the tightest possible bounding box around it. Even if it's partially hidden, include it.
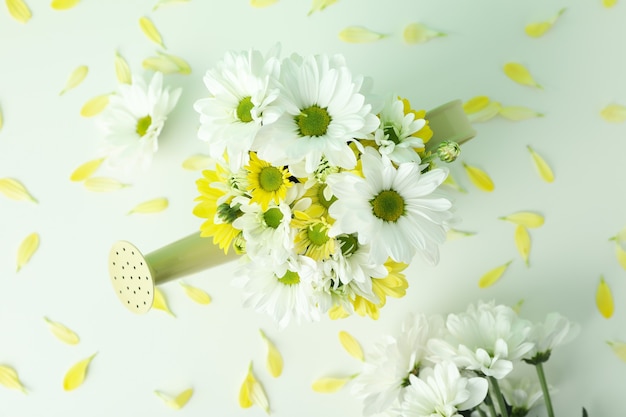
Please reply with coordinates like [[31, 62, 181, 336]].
[[332, 234, 388, 285], [523, 312, 579, 364], [374, 95, 426, 164], [401, 362, 488, 417], [327, 147, 452, 265], [499, 376, 545, 416], [97, 71, 181, 175], [194, 48, 282, 171], [256, 53, 379, 173]]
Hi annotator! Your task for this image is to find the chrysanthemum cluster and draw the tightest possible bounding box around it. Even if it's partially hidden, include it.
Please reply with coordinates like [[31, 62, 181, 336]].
[[193, 47, 460, 328], [352, 301, 578, 417]]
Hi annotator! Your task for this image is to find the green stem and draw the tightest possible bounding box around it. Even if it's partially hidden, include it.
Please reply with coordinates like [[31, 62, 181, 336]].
[[535, 362, 555, 417], [488, 376, 509, 417], [476, 407, 488, 417], [484, 392, 498, 417]]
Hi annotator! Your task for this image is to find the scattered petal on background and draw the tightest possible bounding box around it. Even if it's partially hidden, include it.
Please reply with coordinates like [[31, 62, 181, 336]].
[[503, 62, 542, 89], [128, 197, 169, 215], [44, 317, 80, 345], [614, 226, 626, 251], [155, 388, 194, 409], [16, 232, 39, 272], [114, 51, 132, 84], [0, 105, 4, 131], [83, 177, 129, 192], [0, 365, 27, 393], [338, 331, 364, 361], [596, 276, 614, 319], [446, 229, 476, 241], [442, 173, 467, 193], [69, 158, 104, 182], [153, 0, 190, 11], [239, 362, 270, 413], [614, 242, 626, 270], [600, 103, 626, 123], [607, 341, 626, 362], [499, 106, 544, 121], [308, 0, 337, 15], [51, 0, 80, 10], [0, 178, 38, 203], [527, 145, 554, 183], [463, 96, 490, 114], [250, 0, 278, 7], [338, 26, 386, 43], [139, 16, 165, 48], [80, 93, 111, 117], [603, 0, 618, 7], [525, 8, 566, 38], [59, 65, 88, 95], [182, 154, 212, 171], [402, 22, 446, 44], [260, 329, 283, 378], [478, 261, 512, 288], [311, 375, 355, 393], [152, 288, 175, 316], [63, 353, 96, 391], [6, 0, 31, 23], [514, 225, 531, 266], [463, 163, 495, 192], [467, 101, 501, 123], [179, 281, 211, 305], [499, 211, 545, 228], [512, 299, 525, 314], [143, 51, 191, 75]]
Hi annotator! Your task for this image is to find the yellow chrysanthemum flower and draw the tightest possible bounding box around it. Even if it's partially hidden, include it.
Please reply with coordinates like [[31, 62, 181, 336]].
[[351, 260, 409, 320], [292, 211, 335, 261], [302, 182, 337, 218], [246, 152, 293, 210], [401, 97, 432, 144]]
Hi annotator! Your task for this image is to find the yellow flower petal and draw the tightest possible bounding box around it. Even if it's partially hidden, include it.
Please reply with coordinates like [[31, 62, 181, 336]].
[[463, 96, 490, 114], [16, 232, 39, 272], [514, 225, 531, 266], [607, 340, 626, 362], [596, 276, 614, 319], [403, 22, 445, 44], [0, 365, 27, 393], [442, 173, 467, 193], [114, 51, 132, 84], [311, 375, 355, 393], [143, 51, 191, 75], [6, 0, 31, 23], [153, 288, 175, 316], [63, 353, 96, 391], [478, 261, 512, 288], [250, 0, 278, 7], [525, 8, 566, 38], [499, 211, 545, 228], [155, 388, 194, 409], [179, 281, 211, 304], [59, 65, 88, 95], [463, 163, 494, 192], [503, 62, 542, 89], [128, 197, 169, 214], [83, 177, 129, 192], [600, 103, 626, 123], [139, 16, 165, 48], [153, 0, 190, 11], [239, 363, 270, 413], [260, 329, 283, 378], [0, 178, 37, 203], [512, 299, 525, 314], [0, 105, 4, 131], [80, 93, 111, 117], [69, 158, 104, 182], [614, 242, 626, 270], [603, 0, 618, 7], [182, 154, 212, 171], [44, 317, 80, 345], [499, 106, 544, 121], [338, 26, 386, 43], [527, 145, 554, 183], [308, 0, 337, 15], [51, 0, 80, 10], [467, 101, 501, 123], [446, 229, 476, 241], [328, 305, 350, 320], [338, 331, 364, 361]]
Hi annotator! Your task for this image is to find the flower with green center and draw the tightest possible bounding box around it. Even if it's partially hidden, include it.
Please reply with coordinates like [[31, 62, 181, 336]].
[[246, 152, 293, 210], [302, 182, 337, 218], [292, 211, 335, 261], [327, 147, 453, 265]]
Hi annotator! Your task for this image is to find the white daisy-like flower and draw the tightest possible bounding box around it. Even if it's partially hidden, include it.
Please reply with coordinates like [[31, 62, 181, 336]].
[[194, 48, 282, 171], [499, 376, 545, 416], [401, 362, 488, 417], [374, 95, 426, 164], [256, 53, 379, 173], [97, 71, 181, 175], [332, 234, 388, 286], [523, 312, 579, 364], [327, 147, 452, 265]]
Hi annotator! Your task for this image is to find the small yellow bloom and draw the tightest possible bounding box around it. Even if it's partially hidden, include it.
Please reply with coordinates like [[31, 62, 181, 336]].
[[292, 211, 335, 261], [246, 152, 293, 210]]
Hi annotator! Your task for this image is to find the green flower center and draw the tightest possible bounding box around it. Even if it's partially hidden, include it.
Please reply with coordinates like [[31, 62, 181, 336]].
[[217, 202, 242, 224], [384, 126, 401, 144], [263, 207, 284, 229], [307, 223, 329, 246], [236, 96, 254, 123], [277, 270, 300, 285], [337, 234, 359, 256], [258, 166, 283, 192], [295, 105, 331, 137], [136, 115, 152, 137], [317, 185, 337, 209], [371, 190, 405, 222]]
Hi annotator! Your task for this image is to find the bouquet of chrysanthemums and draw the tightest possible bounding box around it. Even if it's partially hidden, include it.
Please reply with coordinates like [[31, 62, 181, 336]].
[[351, 300, 580, 417], [192, 47, 464, 328]]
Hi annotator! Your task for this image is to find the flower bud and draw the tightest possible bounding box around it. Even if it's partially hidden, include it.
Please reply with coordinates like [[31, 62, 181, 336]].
[[437, 140, 461, 163]]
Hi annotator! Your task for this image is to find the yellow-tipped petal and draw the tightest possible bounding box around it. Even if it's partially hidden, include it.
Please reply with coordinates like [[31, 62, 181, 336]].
[[0, 365, 27, 393], [139, 16, 165, 48], [16, 232, 39, 272], [143, 51, 191, 75], [311, 375, 355, 393], [527, 146, 554, 183], [250, 0, 278, 7], [260, 329, 283, 378], [607, 340, 626, 362], [338, 331, 364, 361], [6, 0, 31, 23], [80, 93, 111, 118], [499, 211, 545, 228], [467, 101, 501, 123], [128, 197, 169, 215], [182, 154, 212, 171], [596, 276, 614, 319], [179, 281, 211, 305], [328, 305, 350, 320], [44, 317, 80, 345], [0, 178, 37, 203], [114, 51, 132, 84], [503, 62, 542, 89], [463, 163, 494, 192], [51, 0, 80, 10], [83, 177, 129, 192], [402, 22, 446, 44], [239, 363, 270, 413], [463, 96, 490, 114], [525, 8, 566, 38], [63, 353, 96, 391], [69, 158, 104, 182], [308, 0, 337, 15], [478, 261, 512, 288], [153, 0, 190, 11], [499, 106, 544, 121], [446, 229, 476, 241], [603, 0, 618, 7], [152, 288, 175, 316], [600, 103, 626, 123], [614, 242, 626, 270], [514, 225, 531, 266], [155, 388, 194, 409], [59, 65, 88, 95], [339, 26, 386, 43]]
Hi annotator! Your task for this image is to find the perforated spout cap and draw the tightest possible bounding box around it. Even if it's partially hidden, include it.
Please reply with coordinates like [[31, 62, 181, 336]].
[[108, 241, 155, 314]]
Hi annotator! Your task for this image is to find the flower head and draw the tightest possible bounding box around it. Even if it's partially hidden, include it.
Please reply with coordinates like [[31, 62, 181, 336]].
[[523, 312, 579, 364]]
